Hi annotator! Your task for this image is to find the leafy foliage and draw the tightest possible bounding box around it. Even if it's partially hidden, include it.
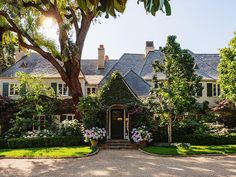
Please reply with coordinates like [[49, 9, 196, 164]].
[[218, 33, 236, 104], [148, 35, 202, 142], [7, 72, 56, 138], [79, 94, 104, 129], [58, 119, 83, 136], [0, 0, 171, 104]]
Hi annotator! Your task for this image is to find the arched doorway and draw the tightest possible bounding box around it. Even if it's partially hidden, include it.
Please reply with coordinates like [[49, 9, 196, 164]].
[[106, 105, 129, 140]]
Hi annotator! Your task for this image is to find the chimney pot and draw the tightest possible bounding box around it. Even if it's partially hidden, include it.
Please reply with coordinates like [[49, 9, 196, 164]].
[[145, 41, 155, 57], [105, 55, 109, 60]]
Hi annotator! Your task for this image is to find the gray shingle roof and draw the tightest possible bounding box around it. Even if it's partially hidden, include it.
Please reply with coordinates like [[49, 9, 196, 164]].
[[124, 70, 150, 96], [0, 49, 220, 97], [0, 53, 62, 77]]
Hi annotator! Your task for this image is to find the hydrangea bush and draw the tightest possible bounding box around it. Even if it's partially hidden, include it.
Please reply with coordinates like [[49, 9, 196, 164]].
[[131, 126, 152, 144], [58, 119, 83, 136], [84, 127, 106, 142], [22, 129, 54, 139]]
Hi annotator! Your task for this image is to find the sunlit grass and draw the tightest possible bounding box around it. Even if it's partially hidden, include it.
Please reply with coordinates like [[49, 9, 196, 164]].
[[0, 146, 93, 157], [144, 145, 236, 155]]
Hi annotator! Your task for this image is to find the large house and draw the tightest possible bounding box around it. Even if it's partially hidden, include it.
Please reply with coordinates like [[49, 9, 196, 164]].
[[0, 41, 221, 139]]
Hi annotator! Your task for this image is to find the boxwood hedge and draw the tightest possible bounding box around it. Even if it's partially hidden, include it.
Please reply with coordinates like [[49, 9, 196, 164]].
[[0, 136, 85, 149]]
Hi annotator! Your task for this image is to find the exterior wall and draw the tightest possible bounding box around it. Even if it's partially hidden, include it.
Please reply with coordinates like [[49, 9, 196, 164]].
[[196, 81, 220, 107], [0, 77, 86, 99], [146, 79, 220, 108]]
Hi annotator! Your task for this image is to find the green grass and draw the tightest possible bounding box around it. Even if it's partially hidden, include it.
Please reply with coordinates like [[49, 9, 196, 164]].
[[144, 145, 236, 155], [0, 146, 93, 158]]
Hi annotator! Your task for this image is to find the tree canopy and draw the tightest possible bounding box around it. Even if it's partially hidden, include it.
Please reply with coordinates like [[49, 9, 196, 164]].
[[0, 0, 171, 106], [218, 33, 236, 105], [148, 35, 202, 142]]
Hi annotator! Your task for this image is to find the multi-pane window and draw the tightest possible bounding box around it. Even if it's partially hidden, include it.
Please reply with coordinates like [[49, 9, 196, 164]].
[[60, 114, 75, 122], [207, 83, 220, 97], [9, 83, 18, 96], [33, 116, 46, 131], [58, 84, 68, 96], [87, 87, 96, 95]]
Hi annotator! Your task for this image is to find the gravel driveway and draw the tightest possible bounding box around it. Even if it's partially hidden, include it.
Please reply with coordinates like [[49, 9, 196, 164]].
[[0, 150, 236, 177]]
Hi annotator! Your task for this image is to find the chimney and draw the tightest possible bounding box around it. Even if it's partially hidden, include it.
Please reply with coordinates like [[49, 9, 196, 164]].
[[145, 41, 155, 56], [104, 55, 109, 61], [15, 50, 26, 61], [98, 44, 105, 69]]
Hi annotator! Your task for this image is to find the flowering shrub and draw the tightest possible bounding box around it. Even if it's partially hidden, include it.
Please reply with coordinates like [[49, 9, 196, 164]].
[[84, 127, 106, 142], [22, 129, 54, 139], [58, 119, 83, 136], [131, 126, 152, 144]]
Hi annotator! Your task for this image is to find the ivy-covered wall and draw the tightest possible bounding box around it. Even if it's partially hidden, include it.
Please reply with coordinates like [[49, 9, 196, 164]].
[[79, 71, 152, 130], [100, 71, 141, 108]]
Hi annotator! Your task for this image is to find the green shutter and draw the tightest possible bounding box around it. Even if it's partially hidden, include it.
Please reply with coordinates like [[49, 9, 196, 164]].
[[51, 83, 57, 96], [207, 83, 212, 97], [2, 83, 9, 97]]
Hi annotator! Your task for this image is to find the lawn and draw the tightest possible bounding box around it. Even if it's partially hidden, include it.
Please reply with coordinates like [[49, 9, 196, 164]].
[[143, 145, 236, 155], [0, 146, 93, 158]]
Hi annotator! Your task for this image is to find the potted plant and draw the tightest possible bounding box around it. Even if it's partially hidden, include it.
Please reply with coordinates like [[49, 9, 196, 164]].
[[131, 126, 152, 148], [84, 127, 106, 148]]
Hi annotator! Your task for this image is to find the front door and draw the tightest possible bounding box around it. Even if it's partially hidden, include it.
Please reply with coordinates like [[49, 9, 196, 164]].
[[111, 109, 124, 139]]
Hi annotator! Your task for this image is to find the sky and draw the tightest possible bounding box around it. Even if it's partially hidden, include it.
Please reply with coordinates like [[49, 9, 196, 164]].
[[81, 0, 236, 59]]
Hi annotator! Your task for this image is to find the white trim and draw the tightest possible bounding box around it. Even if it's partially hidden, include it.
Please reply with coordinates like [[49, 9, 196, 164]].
[[108, 106, 129, 140], [9, 83, 18, 96]]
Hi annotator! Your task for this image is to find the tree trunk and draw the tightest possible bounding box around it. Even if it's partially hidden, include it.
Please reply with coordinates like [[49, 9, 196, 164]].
[[167, 113, 173, 143]]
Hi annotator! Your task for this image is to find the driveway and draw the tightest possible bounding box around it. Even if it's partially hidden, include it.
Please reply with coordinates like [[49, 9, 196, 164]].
[[0, 150, 236, 177]]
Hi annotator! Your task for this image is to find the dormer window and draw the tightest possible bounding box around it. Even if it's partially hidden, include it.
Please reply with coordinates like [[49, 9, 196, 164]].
[[87, 87, 96, 95]]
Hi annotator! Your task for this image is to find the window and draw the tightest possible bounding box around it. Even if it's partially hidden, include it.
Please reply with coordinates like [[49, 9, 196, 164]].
[[87, 87, 96, 95], [207, 83, 220, 97], [9, 83, 18, 96], [60, 114, 75, 122], [33, 116, 46, 131], [57, 83, 68, 96]]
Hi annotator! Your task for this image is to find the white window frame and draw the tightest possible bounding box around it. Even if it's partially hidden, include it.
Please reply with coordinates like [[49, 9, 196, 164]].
[[86, 87, 96, 95], [33, 115, 46, 131], [60, 114, 75, 122], [57, 83, 69, 96], [9, 83, 18, 96]]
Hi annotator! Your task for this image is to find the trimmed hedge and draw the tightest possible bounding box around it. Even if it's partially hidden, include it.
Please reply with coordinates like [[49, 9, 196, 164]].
[[0, 138, 8, 148], [0, 136, 84, 149], [173, 134, 236, 145]]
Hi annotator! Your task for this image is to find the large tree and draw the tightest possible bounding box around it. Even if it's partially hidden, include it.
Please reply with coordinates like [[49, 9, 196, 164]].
[[148, 36, 202, 143], [218, 33, 236, 105], [0, 0, 171, 106]]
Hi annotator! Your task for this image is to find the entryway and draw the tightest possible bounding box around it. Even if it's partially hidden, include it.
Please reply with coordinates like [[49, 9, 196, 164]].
[[106, 105, 129, 140]]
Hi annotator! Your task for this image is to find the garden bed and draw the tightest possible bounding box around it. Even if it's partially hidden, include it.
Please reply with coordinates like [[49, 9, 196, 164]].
[[143, 145, 236, 156], [0, 146, 95, 158]]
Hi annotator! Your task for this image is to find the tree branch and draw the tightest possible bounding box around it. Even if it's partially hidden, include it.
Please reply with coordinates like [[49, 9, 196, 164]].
[[0, 10, 69, 83]]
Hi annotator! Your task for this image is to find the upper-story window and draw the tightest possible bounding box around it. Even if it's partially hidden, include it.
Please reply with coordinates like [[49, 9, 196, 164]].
[[51, 82, 69, 96], [9, 83, 18, 96], [207, 83, 220, 97], [58, 83, 68, 96], [87, 87, 96, 95]]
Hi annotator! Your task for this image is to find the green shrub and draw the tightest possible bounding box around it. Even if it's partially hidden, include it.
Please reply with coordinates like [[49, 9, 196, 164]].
[[58, 119, 83, 136], [0, 138, 8, 148], [6, 136, 84, 149], [173, 134, 236, 145]]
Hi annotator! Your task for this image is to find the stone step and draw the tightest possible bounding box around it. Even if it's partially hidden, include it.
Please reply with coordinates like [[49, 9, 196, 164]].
[[100, 140, 137, 150]]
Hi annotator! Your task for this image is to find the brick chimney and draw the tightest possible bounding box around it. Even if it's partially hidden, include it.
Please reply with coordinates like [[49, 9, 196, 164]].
[[145, 41, 155, 56], [98, 44, 105, 69]]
